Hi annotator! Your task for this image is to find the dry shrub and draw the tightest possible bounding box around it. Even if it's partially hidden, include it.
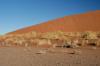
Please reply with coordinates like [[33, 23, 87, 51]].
[[0, 31, 100, 48], [36, 39, 52, 48], [81, 31, 97, 39], [96, 39, 100, 47]]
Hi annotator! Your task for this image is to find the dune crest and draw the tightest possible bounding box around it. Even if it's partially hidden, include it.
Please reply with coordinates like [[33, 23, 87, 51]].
[[8, 10, 100, 34]]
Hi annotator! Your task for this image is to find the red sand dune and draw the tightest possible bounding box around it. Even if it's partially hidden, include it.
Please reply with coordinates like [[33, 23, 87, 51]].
[[8, 10, 100, 34]]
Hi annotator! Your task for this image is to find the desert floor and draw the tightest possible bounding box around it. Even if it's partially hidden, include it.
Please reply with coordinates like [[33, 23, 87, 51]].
[[0, 47, 100, 66]]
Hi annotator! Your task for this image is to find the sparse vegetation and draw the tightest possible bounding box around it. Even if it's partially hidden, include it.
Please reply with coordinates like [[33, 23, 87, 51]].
[[0, 31, 100, 48]]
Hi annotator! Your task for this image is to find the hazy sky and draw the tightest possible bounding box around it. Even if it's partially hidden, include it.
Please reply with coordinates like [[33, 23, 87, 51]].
[[0, 0, 100, 34]]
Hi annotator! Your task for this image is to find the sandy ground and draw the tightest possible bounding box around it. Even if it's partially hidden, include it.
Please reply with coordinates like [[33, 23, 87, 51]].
[[0, 47, 100, 66]]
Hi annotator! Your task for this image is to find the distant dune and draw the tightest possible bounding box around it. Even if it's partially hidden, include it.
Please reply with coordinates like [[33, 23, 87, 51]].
[[8, 10, 100, 34]]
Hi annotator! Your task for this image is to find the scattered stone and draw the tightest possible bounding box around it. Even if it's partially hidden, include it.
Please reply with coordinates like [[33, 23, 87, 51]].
[[69, 51, 75, 54], [36, 50, 46, 54], [74, 50, 81, 55], [91, 47, 97, 50], [69, 49, 81, 55]]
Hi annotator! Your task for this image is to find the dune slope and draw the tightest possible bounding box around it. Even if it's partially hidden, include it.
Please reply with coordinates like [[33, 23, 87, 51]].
[[8, 10, 100, 34]]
